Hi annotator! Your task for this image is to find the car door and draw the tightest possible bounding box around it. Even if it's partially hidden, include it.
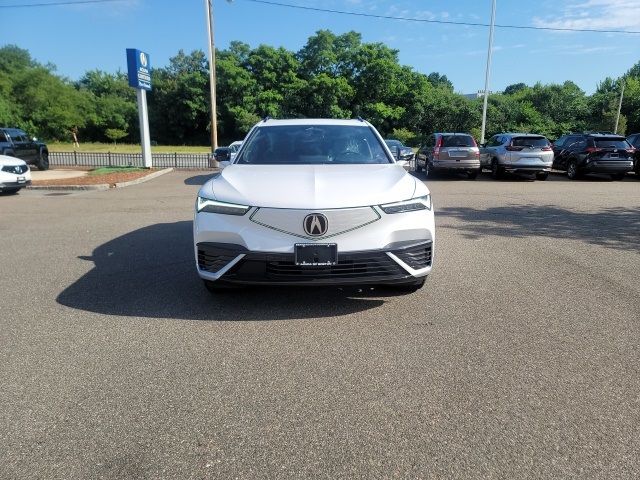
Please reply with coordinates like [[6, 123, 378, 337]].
[[7, 130, 29, 160], [555, 135, 578, 169]]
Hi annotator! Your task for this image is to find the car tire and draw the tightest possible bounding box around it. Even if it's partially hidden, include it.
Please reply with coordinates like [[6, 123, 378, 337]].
[[567, 160, 580, 180], [386, 278, 426, 293], [424, 162, 432, 178], [203, 279, 241, 293], [37, 151, 49, 171], [611, 173, 625, 181], [467, 170, 478, 180], [536, 172, 549, 181], [491, 159, 503, 180]]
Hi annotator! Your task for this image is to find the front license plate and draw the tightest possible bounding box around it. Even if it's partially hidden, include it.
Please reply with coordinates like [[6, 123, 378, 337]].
[[295, 243, 338, 266], [17, 176, 26, 183]]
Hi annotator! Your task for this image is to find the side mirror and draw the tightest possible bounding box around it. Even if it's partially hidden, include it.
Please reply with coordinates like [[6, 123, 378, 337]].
[[218, 160, 230, 170], [32, 137, 38, 142]]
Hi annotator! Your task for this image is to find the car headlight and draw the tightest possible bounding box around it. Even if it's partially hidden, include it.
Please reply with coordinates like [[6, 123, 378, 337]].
[[196, 196, 251, 215], [380, 195, 432, 214]]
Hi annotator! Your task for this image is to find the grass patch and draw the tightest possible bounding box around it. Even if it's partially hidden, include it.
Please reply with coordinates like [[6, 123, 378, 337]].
[[49, 142, 211, 153], [89, 167, 147, 176]]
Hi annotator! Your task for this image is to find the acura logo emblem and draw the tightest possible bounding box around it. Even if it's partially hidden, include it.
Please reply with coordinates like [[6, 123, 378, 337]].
[[303, 213, 328, 236]]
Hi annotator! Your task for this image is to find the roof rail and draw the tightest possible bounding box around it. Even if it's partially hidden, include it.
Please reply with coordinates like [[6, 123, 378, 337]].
[[356, 116, 365, 122], [262, 116, 271, 123]]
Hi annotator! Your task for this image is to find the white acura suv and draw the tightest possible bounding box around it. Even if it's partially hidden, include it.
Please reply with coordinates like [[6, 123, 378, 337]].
[[194, 119, 435, 292]]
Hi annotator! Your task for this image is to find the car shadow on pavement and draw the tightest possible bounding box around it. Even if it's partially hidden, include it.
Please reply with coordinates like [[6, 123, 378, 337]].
[[438, 205, 640, 252], [184, 173, 216, 186], [57, 221, 387, 321]]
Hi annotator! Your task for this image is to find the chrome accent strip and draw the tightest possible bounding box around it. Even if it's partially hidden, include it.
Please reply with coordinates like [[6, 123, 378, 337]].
[[386, 252, 431, 277], [199, 254, 246, 280]]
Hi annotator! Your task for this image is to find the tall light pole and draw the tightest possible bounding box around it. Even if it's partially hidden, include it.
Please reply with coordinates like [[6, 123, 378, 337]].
[[480, 0, 496, 145], [614, 78, 625, 134], [205, 0, 218, 152]]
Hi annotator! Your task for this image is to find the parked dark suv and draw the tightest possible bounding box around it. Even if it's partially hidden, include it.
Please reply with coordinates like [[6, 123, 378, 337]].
[[0, 127, 49, 170], [625, 133, 640, 178], [552, 133, 633, 180]]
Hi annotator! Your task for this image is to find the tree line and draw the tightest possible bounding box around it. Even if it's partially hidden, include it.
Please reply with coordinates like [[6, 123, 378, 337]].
[[1, 30, 638, 147]]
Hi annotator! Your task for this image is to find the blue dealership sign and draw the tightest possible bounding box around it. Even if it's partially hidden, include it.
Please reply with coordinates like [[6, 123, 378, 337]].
[[126, 48, 152, 91]]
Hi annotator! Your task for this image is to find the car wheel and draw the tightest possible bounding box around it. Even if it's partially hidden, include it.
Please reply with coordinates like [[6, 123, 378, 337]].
[[567, 160, 580, 180], [467, 170, 478, 180], [37, 152, 49, 171], [611, 173, 625, 181], [536, 172, 549, 181], [491, 159, 503, 180]]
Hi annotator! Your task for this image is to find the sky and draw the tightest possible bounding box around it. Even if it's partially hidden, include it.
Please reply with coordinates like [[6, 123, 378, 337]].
[[3, 0, 640, 94]]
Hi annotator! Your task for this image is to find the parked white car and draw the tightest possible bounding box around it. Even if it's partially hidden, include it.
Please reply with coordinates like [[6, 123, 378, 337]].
[[194, 119, 435, 292], [0, 155, 31, 193]]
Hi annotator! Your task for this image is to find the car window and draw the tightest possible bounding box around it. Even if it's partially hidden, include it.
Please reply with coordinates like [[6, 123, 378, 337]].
[[564, 136, 580, 149], [441, 135, 475, 147], [554, 136, 567, 147], [0, 131, 7, 142], [511, 136, 549, 147], [237, 125, 392, 165], [385, 140, 403, 148], [594, 138, 630, 149], [574, 139, 587, 150], [486, 136, 498, 147]]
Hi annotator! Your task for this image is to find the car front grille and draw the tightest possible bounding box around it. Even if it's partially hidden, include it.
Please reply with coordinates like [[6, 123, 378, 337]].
[[263, 252, 406, 280], [1, 165, 28, 174], [392, 242, 432, 270]]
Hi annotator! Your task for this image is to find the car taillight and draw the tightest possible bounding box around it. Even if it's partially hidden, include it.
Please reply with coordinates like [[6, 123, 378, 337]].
[[542, 146, 552, 151], [585, 147, 601, 153], [506, 145, 523, 151], [471, 137, 478, 147], [434, 137, 442, 159], [626, 148, 635, 154]]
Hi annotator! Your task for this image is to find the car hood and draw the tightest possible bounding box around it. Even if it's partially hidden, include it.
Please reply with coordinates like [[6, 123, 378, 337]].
[[0, 155, 26, 166], [202, 164, 422, 209]]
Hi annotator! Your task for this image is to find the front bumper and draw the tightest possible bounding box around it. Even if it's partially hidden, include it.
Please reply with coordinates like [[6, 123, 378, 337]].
[[0, 180, 31, 190], [196, 240, 433, 286], [194, 205, 435, 285]]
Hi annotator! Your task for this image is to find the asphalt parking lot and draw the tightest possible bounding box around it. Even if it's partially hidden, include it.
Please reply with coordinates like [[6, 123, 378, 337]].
[[1, 171, 639, 479]]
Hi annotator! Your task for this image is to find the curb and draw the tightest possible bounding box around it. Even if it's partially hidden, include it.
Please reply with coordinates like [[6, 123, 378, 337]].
[[114, 167, 173, 188], [27, 168, 174, 191]]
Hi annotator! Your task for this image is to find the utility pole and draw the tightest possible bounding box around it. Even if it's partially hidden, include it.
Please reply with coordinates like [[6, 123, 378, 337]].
[[614, 78, 625, 134], [205, 0, 218, 152], [480, 0, 496, 145]]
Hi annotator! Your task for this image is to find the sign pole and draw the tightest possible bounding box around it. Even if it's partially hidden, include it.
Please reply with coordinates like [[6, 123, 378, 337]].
[[126, 48, 153, 168], [137, 89, 152, 168]]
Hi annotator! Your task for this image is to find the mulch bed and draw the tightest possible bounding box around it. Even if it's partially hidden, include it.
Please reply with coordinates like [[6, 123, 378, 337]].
[[32, 169, 158, 187]]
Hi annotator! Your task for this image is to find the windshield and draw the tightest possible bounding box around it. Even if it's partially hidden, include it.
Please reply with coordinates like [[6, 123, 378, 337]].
[[236, 125, 392, 165], [594, 138, 630, 149], [511, 136, 549, 147]]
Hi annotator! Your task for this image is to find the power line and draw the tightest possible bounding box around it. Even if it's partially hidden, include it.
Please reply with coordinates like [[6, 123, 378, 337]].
[[0, 0, 126, 8], [241, 0, 640, 35]]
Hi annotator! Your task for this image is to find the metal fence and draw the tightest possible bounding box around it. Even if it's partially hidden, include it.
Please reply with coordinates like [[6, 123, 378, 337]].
[[49, 152, 211, 169]]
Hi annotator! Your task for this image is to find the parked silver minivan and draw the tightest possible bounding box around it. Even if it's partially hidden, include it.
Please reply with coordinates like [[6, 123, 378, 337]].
[[479, 133, 553, 180], [416, 133, 481, 179]]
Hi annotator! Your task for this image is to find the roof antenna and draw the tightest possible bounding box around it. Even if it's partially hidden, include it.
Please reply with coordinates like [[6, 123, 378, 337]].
[[262, 116, 271, 123], [357, 116, 364, 122]]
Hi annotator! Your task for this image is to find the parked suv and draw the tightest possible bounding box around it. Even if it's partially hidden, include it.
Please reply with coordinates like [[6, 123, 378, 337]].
[[625, 133, 640, 178], [552, 133, 634, 180], [0, 127, 49, 170], [416, 133, 480, 179], [480, 133, 553, 180]]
